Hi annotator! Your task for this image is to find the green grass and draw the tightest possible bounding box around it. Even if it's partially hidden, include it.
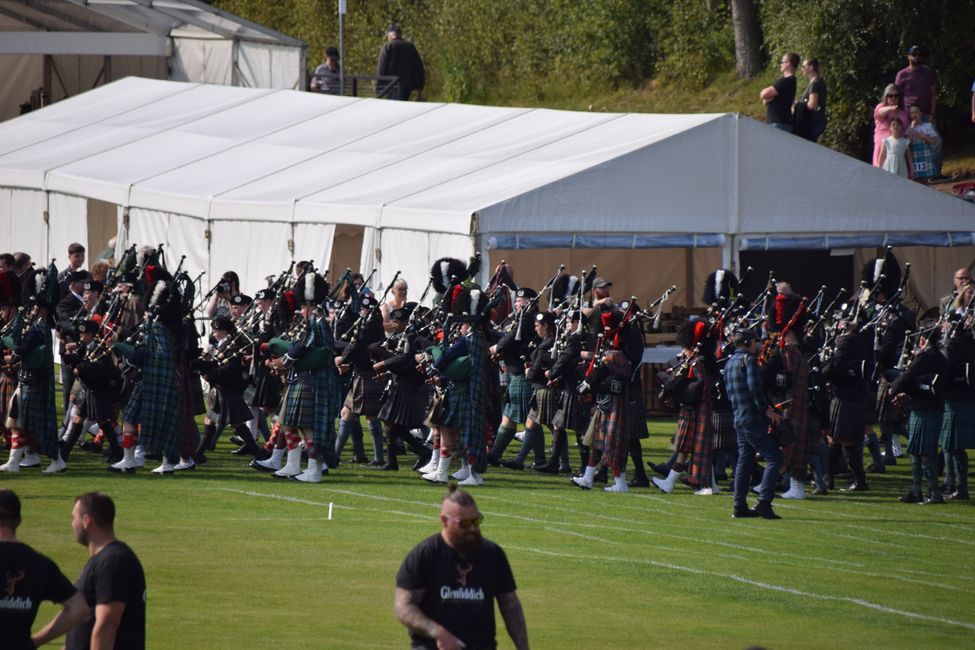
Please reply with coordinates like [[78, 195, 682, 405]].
[[6, 417, 975, 649]]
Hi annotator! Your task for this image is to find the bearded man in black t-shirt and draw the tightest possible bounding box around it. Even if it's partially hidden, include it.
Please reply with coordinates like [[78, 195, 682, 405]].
[[66, 492, 146, 650], [395, 485, 528, 650], [0, 489, 89, 649], [761, 52, 799, 132]]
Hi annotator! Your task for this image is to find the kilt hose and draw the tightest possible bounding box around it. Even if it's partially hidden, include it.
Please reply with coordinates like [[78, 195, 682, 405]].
[[941, 400, 975, 451], [527, 386, 559, 426], [502, 372, 532, 423], [343, 372, 384, 417], [907, 409, 944, 457], [829, 396, 866, 445]]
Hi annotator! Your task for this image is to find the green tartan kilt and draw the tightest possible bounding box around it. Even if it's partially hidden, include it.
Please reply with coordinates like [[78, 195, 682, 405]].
[[440, 381, 468, 429], [940, 400, 975, 450], [527, 386, 558, 426], [502, 373, 532, 423], [121, 381, 143, 424], [907, 409, 943, 457], [343, 373, 384, 417], [280, 374, 318, 430], [710, 408, 737, 450], [11, 375, 58, 457]]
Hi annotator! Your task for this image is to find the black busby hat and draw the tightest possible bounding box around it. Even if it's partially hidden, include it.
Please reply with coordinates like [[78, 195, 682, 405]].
[[211, 316, 235, 333], [32, 262, 60, 309], [230, 294, 252, 307], [861, 248, 901, 299], [295, 270, 328, 305], [360, 295, 378, 310], [0, 270, 22, 307], [676, 318, 708, 349], [535, 311, 556, 328], [66, 270, 90, 284], [703, 269, 739, 306], [551, 273, 581, 304], [449, 285, 489, 317], [254, 289, 275, 301], [515, 287, 538, 300], [769, 293, 807, 335], [390, 302, 417, 322], [77, 320, 100, 335], [430, 257, 468, 295]]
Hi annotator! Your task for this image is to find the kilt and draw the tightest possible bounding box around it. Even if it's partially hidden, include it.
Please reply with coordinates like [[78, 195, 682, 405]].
[[910, 139, 935, 179], [0, 374, 13, 422], [876, 378, 907, 423], [78, 385, 117, 422], [674, 406, 696, 453], [907, 409, 944, 457], [829, 396, 865, 445], [527, 386, 559, 426], [8, 372, 58, 457], [439, 380, 468, 429], [863, 384, 878, 425], [206, 387, 253, 426], [378, 381, 429, 429], [502, 373, 532, 423], [710, 408, 737, 450], [940, 400, 975, 450], [279, 372, 319, 430], [627, 394, 649, 440], [249, 368, 281, 410], [343, 373, 384, 417], [553, 388, 590, 432]]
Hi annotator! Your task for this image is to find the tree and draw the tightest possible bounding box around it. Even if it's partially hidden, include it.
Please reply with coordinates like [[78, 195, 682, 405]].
[[730, 0, 763, 78]]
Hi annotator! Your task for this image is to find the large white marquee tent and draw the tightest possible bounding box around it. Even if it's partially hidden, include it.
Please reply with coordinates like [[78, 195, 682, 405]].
[[0, 0, 305, 122], [1, 77, 973, 308]]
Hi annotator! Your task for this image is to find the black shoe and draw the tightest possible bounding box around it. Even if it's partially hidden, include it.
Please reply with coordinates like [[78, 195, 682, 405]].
[[948, 490, 970, 501], [921, 494, 945, 505], [811, 486, 828, 496], [714, 473, 729, 482], [883, 457, 897, 466], [594, 467, 608, 484], [486, 453, 501, 467], [751, 501, 782, 520], [627, 477, 651, 488], [231, 444, 249, 456], [559, 466, 573, 474], [647, 461, 668, 477], [502, 460, 525, 470], [380, 463, 400, 471], [411, 455, 430, 472], [351, 455, 370, 464], [842, 482, 869, 492], [732, 506, 759, 519], [229, 435, 244, 446], [899, 492, 921, 503], [368, 459, 384, 467], [530, 461, 548, 470], [534, 464, 559, 475], [249, 458, 276, 472], [866, 462, 886, 474]]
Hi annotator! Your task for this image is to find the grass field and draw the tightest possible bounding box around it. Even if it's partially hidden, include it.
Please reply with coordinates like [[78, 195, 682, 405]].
[[5, 418, 975, 649]]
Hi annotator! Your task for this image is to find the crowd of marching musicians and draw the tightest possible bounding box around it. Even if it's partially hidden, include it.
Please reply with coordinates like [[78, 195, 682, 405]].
[[0, 245, 973, 511]]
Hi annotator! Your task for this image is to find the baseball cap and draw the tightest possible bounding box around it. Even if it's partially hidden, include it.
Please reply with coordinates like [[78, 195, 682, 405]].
[[592, 277, 612, 289], [906, 45, 921, 55]]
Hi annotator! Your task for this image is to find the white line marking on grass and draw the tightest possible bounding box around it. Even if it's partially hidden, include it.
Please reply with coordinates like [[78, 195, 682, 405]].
[[507, 546, 975, 632], [216, 488, 430, 522]]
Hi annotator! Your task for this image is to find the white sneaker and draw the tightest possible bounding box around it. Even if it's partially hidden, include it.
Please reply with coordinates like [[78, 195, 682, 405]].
[[605, 483, 629, 493], [418, 455, 439, 474], [133, 446, 146, 468], [42, 456, 67, 474], [514, 431, 525, 442], [19, 452, 41, 468], [571, 475, 593, 490], [451, 464, 471, 481], [458, 472, 484, 486], [151, 460, 175, 474], [694, 487, 715, 496], [173, 458, 196, 471], [0, 448, 24, 472], [294, 458, 323, 483]]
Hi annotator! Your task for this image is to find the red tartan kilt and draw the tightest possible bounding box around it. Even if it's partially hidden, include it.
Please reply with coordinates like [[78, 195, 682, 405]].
[[673, 406, 695, 453]]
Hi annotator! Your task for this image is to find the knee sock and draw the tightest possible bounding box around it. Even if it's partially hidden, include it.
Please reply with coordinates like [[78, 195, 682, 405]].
[[843, 444, 867, 486], [909, 455, 923, 495], [865, 429, 883, 465], [576, 433, 589, 469], [335, 419, 354, 459], [492, 424, 517, 457], [921, 455, 940, 498], [627, 437, 648, 482], [60, 421, 85, 462], [366, 419, 383, 461], [826, 443, 843, 483], [121, 431, 138, 449], [943, 450, 957, 492]]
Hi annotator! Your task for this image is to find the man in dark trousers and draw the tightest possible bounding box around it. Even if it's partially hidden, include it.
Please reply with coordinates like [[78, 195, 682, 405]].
[[377, 24, 425, 101], [66, 492, 146, 650], [395, 485, 528, 650], [0, 489, 89, 649]]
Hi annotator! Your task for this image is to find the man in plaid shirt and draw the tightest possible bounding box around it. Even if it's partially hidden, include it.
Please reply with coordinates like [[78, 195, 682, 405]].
[[723, 329, 784, 519]]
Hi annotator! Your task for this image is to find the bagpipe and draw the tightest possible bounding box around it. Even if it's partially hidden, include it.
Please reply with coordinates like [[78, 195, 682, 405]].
[[340, 269, 399, 346]]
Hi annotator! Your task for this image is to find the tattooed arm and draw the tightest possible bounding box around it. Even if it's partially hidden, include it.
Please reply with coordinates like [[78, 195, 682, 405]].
[[394, 587, 464, 650], [498, 590, 529, 650]]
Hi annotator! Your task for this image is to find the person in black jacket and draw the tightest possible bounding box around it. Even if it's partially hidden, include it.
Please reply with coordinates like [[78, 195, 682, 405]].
[[504, 312, 556, 470], [822, 320, 870, 492], [376, 25, 425, 101], [890, 319, 948, 504], [938, 306, 975, 500]]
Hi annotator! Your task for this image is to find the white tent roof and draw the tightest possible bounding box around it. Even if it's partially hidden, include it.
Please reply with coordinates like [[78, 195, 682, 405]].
[[1, 76, 972, 247]]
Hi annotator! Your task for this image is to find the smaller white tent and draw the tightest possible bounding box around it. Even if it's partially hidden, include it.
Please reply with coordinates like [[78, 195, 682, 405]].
[[0, 0, 305, 122], [1, 78, 972, 309]]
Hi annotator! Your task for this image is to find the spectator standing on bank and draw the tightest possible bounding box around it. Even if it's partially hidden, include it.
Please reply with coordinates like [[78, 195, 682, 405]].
[[66, 492, 147, 650], [879, 118, 913, 179], [906, 104, 939, 181], [0, 489, 90, 649], [311, 46, 341, 94], [760, 53, 799, 132], [872, 84, 910, 167], [795, 58, 827, 142], [895, 46, 942, 175], [377, 25, 425, 101]]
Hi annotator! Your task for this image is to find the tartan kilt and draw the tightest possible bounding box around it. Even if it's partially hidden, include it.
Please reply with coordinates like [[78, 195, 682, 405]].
[[829, 396, 865, 445], [0, 375, 13, 422], [910, 139, 935, 178], [188, 374, 207, 416], [876, 378, 907, 423], [907, 409, 943, 457], [78, 385, 118, 422], [863, 383, 878, 425], [589, 394, 629, 472], [502, 373, 532, 423], [121, 381, 144, 425], [279, 373, 318, 430], [9, 373, 58, 457], [343, 373, 384, 417], [440, 381, 468, 429], [527, 386, 559, 426], [674, 406, 695, 453], [206, 387, 252, 426], [627, 394, 649, 440], [940, 400, 975, 450], [710, 408, 737, 450], [552, 388, 590, 432], [378, 381, 429, 429]]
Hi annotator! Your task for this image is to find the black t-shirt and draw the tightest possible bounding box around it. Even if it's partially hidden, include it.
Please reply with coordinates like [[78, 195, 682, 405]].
[[66, 541, 146, 650], [0, 541, 77, 650], [396, 533, 516, 650], [766, 75, 797, 125], [799, 77, 828, 126]]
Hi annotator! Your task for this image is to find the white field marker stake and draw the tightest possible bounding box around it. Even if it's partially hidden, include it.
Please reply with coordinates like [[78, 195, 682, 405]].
[[328, 502, 333, 520]]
